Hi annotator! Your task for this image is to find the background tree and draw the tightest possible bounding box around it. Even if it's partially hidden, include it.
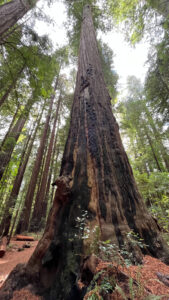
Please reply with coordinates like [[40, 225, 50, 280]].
[[0, 0, 38, 38], [116, 75, 169, 232]]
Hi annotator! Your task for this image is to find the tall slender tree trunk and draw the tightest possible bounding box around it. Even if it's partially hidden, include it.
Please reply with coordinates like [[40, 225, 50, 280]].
[[31, 95, 61, 231], [0, 113, 42, 239], [0, 65, 25, 107], [160, 146, 169, 171], [0, 132, 31, 236], [143, 125, 163, 171], [27, 127, 50, 232], [0, 5, 168, 300], [144, 105, 169, 171], [42, 169, 52, 218], [19, 83, 58, 233], [0, 0, 37, 38], [0, 115, 26, 181], [0, 105, 20, 149], [135, 127, 153, 173], [45, 125, 60, 216], [0, 96, 35, 181]]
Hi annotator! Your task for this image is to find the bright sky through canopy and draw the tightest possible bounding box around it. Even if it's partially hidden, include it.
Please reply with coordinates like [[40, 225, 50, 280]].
[[35, 1, 149, 95]]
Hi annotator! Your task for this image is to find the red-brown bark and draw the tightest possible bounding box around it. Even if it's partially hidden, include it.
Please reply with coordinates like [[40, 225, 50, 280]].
[[19, 77, 59, 233], [15, 234, 34, 241], [18, 101, 54, 233], [0, 132, 31, 236], [45, 125, 60, 215], [0, 5, 168, 300], [0, 114, 41, 239], [30, 95, 61, 231]]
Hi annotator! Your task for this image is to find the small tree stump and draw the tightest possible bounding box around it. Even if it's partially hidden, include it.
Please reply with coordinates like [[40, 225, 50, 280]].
[[0, 236, 7, 257]]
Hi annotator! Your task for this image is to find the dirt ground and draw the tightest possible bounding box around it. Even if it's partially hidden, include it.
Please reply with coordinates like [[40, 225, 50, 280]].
[[0, 239, 169, 299], [0, 239, 38, 288]]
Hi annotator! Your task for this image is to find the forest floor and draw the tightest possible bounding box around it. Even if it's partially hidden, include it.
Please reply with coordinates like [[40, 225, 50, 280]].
[[0, 238, 38, 288], [0, 239, 169, 299], [83, 255, 169, 299]]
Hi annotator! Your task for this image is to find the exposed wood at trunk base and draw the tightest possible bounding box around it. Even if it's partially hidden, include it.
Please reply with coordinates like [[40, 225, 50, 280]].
[[0, 176, 74, 299], [0, 237, 7, 258], [15, 235, 35, 241], [0, 264, 40, 300], [0, 255, 150, 300], [1, 254, 169, 300], [12, 289, 41, 300]]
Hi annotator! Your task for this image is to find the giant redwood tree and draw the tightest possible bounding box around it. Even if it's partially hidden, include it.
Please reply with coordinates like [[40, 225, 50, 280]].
[[0, 5, 168, 300]]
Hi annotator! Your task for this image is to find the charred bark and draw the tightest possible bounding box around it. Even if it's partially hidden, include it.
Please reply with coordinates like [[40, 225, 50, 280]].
[[0, 5, 168, 300]]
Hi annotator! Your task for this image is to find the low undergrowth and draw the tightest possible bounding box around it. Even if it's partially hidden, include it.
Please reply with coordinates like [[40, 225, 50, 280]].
[[82, 255, 169, 300]]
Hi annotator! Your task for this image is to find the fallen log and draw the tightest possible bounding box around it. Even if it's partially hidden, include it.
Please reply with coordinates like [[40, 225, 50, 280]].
[[15, 235, 34, 241], [0, 236, 7, 258]]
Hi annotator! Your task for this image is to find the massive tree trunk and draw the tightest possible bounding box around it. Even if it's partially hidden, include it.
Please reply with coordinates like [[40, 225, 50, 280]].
[[0, 5, 168, 300], [0, 0, 37, 38], [30, 95, 61, 231]]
